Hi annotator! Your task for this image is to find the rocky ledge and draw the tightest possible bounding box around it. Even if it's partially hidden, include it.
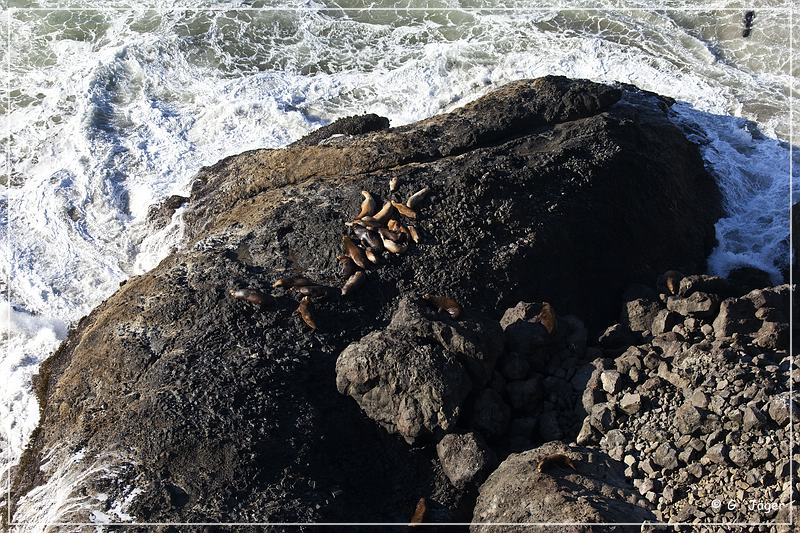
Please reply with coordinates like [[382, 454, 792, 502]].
[[11, 76, 791, 529]]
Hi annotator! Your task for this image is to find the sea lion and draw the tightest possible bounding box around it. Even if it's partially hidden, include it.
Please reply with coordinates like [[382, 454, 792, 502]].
[[291, 285, 330, 298], [228, 288, 268, 306], [272, 276, 312, 289], [296, 296, 316, 330], [536, 454, 577, 473], [406, 186, 429, 209], [380, 231, 408, 254], [659, 270, 683, 295], [353, 190, 376, 220], [351, 224, 368, 240], [378, 227, 404, 242], [351, 217, 384, 230], [535, 302, 557, 335], [407, 225, 420, 243], [337, 256, 358, 278], [422, 294, 462, 319], [742, 10, 755, 37], [409, 497, 426, 526], [365, 247, 381, 264], [371, 200, 394, 224], [342, 235, 368, 269], [389, 176, 399, 193], [341, 271, 366, 296], [359, 230, 384, 252], [391, 200, 417, 219], [387, 219, 412, 239]]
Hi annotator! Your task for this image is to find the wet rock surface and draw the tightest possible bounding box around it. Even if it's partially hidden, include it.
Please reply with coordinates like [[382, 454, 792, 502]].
[[11, 76, 729, 526]]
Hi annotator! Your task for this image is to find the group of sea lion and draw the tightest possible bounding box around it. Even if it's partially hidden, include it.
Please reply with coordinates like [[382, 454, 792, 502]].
[[338, 179, 428, 302], [229, 177, 461, 330]]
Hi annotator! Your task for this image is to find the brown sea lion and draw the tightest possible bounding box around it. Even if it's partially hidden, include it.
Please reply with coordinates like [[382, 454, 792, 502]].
[[353, 190, 376, 220], [391, 200, 417, 219], [272, 276, 312, 289], [296, 296, 316, 330], [341, 271, 366, 296], [228, 288, 268, 306], [406, 186, 429, 209], [423, 294, 462, 319], [337, 256, 358, 278], [536, 454, 577, 473], [342, 235, 368, 269], [409, 497, 426, 526], [291, 285, 330, 298], [535, 302, 557, 335]]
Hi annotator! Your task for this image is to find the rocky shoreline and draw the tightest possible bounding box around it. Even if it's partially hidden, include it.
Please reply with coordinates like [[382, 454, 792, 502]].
[[6, 76, 795, 531]]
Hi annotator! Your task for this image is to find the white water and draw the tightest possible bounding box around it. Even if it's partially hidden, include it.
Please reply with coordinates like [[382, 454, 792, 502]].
[[2, 2, 797, 529]]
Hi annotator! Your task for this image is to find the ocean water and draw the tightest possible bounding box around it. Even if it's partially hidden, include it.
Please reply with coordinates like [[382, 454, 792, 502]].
[[1, 0, 798, 528]]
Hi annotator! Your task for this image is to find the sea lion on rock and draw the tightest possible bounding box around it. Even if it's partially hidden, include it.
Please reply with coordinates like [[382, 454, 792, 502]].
[[228, 288, 269, 306], [291, 285, 330, 298], [406, 186, 429, 209], [407, 225, 420, 243], [342, 235, 368, 269], [353, 190, 376, 220], [359, 230, 384, 252], [337, 256, 358, 278], [422, 294, 462, 319], [389, 176, 399, 193], [370, 201, 394, 224], [408, 497, 426, 526], [365, 248, 381, 265], [391, 201, 417, 220], [341, 271, 366, 296], [535, 302, 557, 335], [272, 276, 312, 289], [296, 296, 316, 330], [380, 232, 408, 254], [658, 270, 683, 295], [536, 453, 577, 474]]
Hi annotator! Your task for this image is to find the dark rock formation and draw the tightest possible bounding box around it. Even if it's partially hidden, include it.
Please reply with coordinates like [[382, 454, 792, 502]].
[[10, 76, 722, 525]]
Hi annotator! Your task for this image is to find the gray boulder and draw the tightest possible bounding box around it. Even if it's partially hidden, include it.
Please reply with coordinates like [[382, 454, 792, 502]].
[[471, 442, 655, 530], [336, 297, 502, 443], [712, 297, 759, 337], [666, 292, 720, 318], [622, 298, 662, 332], [436, 432, 497, 488]]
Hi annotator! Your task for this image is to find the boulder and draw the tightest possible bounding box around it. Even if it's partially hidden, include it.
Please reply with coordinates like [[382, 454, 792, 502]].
[[621, 298, 662, 332], [651, 309, 682, 335], [436, 432, 497, 488], [471, 442, 655, 530], [712, 297, 759, 337], [678, 274, 730, 297], [666, 292, 720, 318], [336, 330, 473, 443]]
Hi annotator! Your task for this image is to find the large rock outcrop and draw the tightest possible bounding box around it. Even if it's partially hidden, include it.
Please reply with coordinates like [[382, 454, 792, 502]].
[[10, 76, 721, 525]]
